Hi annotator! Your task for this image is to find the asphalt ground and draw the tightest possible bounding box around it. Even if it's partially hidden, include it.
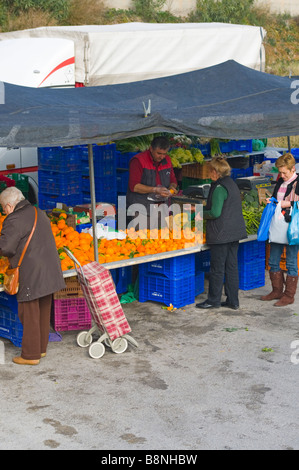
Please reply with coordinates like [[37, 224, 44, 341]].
[[0, 272, 298, 451]]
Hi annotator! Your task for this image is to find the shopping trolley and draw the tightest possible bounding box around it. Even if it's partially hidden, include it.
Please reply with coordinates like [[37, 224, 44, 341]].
[[64, 249, 138, 359]]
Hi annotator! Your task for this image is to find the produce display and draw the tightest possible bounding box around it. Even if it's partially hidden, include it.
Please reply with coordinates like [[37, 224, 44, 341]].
[[52, 213, 206, 271], [116, 135, 155, 153], [168, 147, 205, 168], [0, 188, 264, 279], [241, 191, 264, 235], [0, 135, 268, 281]]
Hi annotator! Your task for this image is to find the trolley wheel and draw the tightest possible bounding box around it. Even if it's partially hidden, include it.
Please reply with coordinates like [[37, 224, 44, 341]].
[[89, 341, 105, 359], [104, 338, 112, 348], [111, 337, 128, 354], [77, 331, 93, 348]]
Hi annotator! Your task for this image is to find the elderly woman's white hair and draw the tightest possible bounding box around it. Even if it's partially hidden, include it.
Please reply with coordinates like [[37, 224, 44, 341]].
[[0, 186, 25, 209]]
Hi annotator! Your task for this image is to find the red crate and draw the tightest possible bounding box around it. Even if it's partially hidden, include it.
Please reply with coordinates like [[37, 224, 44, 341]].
[[52, 297, 92, 331]]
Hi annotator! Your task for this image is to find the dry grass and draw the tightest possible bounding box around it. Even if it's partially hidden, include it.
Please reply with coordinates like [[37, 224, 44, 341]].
[[5, 10, 57, 32], [268, 136, 299, 149], [66, 0, 107, 26], [263, 15, 299, 77]]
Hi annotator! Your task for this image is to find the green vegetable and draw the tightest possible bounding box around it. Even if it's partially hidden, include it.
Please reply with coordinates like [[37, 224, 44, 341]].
[[242, 190, 265, 235], [210, 138, 221, 156], [169, 147, 204, 168], [116, 134, 156, 153]]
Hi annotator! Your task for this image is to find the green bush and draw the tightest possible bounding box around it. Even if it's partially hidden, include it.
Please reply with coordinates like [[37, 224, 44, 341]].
[[188, 0, 255, 24], [1, 0, 69, 21]]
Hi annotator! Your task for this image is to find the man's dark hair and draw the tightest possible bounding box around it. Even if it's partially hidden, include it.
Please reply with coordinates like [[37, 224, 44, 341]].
[[151, 136, 170, 150]]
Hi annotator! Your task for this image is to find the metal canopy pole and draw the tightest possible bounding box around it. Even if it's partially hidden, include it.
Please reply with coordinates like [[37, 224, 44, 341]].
[[88, 143, 98, 262]]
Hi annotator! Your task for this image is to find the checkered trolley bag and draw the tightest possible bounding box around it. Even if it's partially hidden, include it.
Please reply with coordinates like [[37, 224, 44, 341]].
[[65, 249, 138, 359]]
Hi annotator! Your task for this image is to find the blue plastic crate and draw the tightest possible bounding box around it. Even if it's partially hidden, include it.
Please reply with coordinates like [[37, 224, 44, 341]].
[[231, 167, 253, 180], [110, 266, 133, 294], [82, 175, 117, 194], [80, 144, 116, 177], [0, 292, 23, 347], [195, 271, 205, 296], [82, 190, 117, 206], [238, 240, 266, 263], [198, 143, 211, 156], [192, 144, 211, 156], [220, 141, 236, 153], [116, 170, 129, 193], [195, 251, 210, 272], [139, 273, 195, 308], [139, 254, 195, 279], [38, 146, 81, 172], [235, 140, 253, 153], [81, 161, 115, 178], [39, 192, 82, 210], [38, 170, 82, 196], [291, 149, 299, 162], [249, 154, 265, 166], [238, 258, 265, 290], [116, 151, 137, 169]]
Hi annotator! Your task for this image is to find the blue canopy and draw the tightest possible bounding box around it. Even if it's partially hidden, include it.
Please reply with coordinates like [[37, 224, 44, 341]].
[[0, 60, 297, 147]]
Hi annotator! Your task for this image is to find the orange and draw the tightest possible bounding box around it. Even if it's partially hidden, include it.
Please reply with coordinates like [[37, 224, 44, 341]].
[[57, 219, 66, 230]]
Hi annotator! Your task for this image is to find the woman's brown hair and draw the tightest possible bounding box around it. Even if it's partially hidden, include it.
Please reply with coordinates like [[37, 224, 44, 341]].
[[209, 156, 231, 177], [275, 153, 296, 171]]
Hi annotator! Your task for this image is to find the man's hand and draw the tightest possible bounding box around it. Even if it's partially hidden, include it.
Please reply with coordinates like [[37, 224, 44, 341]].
[[155, 186, 171, 197], [169, 186, 178, 196]]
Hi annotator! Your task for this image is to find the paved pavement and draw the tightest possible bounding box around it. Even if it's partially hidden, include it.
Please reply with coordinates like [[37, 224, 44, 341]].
[[0, 272, 298, 451]]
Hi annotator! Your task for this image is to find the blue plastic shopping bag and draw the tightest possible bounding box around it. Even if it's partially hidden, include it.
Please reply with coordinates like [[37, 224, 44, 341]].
[[288, 201, 299, 245], [257, 197, 277, 241]]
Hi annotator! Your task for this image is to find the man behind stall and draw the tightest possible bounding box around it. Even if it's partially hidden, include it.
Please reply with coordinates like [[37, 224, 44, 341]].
[[126, 136, 178, 230]]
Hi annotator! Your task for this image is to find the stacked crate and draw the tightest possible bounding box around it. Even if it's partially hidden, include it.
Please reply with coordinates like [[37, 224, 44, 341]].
[[195, 251, 209, 296], [52, 277, 92, 331], [138, 254, 197, 308], [195, 241, 266, 291], [110, 266, 133, 294], [38, 146, 82, 210], [0, 292, 23, 347], [238, 240, 266, 290], [116, 151, 136, 200], [81, 144, 117, 206]]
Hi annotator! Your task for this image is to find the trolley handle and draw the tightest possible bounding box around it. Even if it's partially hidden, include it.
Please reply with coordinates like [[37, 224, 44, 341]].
[[63, 247, 87, 285]]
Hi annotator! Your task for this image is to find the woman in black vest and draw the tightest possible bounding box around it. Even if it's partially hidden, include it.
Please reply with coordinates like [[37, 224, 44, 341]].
[[196, 157, 247, 310]]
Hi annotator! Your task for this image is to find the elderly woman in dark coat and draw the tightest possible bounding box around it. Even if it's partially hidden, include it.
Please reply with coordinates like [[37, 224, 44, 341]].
[[0, 187, 65, 365]]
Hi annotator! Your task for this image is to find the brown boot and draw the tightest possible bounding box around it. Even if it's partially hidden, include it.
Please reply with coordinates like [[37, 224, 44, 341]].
[[261, 271, 284, 301], [274, 275, 298, 307]]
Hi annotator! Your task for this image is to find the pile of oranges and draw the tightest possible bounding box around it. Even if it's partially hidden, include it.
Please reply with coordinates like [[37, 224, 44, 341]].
[[51, 213, 94, 271], [0, 211, 205, 275], [51, 213, 205, 272]]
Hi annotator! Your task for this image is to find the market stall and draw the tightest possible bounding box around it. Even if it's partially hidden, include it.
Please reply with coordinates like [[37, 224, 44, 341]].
[[0, 60, 298, 339]]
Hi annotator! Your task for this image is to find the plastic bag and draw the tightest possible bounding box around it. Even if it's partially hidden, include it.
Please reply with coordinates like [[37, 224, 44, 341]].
[[257, 197, 277, 242], [288, 201, 299, 245], [269, 201, 289, 244]]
